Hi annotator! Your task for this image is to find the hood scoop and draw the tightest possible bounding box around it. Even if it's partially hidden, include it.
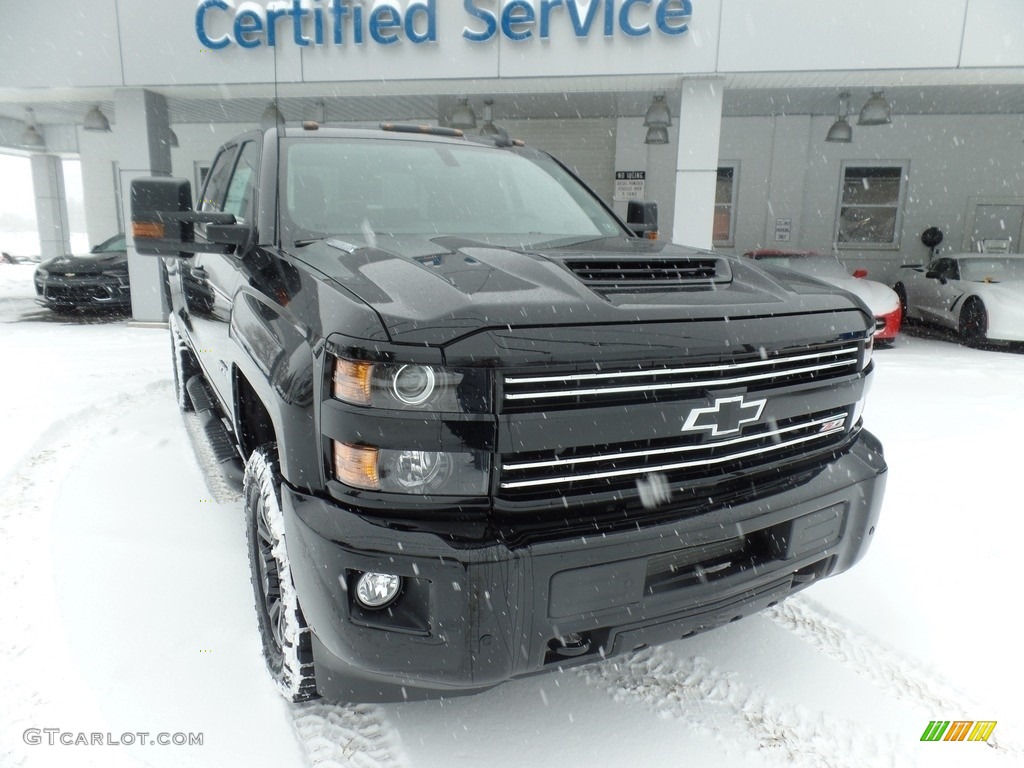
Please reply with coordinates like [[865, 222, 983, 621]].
[[562, 256, 732, 292]]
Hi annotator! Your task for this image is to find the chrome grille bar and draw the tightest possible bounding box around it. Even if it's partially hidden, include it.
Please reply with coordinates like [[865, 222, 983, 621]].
[[505, 346, 858, 386], [505, 358, 857, 401], [500, 414, 848, 490], [504, 413, 847, 472]]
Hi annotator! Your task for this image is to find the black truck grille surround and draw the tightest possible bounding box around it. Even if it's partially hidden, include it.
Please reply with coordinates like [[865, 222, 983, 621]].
[[499, 408, 850, 498], [497, 339, 864, 504], [563, 257, 730, 291], [502, 340, 860, 413]]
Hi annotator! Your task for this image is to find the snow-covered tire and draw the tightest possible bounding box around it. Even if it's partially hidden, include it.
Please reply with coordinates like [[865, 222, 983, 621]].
[[958, 298, 987, 345], [169, 315, 199, 412], [244, 445, 319, 702], [893, 283, 908, 324]]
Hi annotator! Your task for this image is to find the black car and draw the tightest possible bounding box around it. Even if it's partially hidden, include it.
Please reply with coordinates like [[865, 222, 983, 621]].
[[34, 233, 130, 311]]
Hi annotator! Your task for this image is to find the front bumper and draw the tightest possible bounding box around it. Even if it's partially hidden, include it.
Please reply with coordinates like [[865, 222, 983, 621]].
[[284, 429, 887, 702], [34, 272, 130, 309]]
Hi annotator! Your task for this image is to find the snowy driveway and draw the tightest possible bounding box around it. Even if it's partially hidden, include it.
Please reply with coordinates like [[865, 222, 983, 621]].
[[2, 263, 1022, 768]]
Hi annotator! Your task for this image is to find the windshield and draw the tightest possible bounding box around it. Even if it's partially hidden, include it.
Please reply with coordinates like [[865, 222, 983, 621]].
[[280, 137, 624, 248], [958, 257, 1024, 282], [92, 234, 126, 254]]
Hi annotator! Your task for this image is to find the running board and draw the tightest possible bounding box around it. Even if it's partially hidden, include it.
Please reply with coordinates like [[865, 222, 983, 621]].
[[185, 375, 244, 486]]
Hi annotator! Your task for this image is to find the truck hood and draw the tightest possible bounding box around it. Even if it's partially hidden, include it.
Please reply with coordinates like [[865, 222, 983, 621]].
[[291, 235, 871, 346]]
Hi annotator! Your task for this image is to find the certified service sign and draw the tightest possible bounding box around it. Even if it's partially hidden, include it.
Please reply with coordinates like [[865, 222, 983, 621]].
[[195, 0, 693, 50]]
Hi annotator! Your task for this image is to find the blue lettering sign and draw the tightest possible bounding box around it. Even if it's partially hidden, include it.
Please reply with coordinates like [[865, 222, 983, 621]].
[[657, 0, 692, 35], [502, 0, 536, 41], [195, 0, 231, 50], [234, 9, 264, 49], [406, 0, 438, 44], [369, 4, 403, 44], [194, 0, 691, 50], [463, 0, 498, 43], [619, 0, 652, 37]]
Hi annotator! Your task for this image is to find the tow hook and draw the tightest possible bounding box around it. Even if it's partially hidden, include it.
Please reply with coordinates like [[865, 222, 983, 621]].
[[550, 632, 591, 658]]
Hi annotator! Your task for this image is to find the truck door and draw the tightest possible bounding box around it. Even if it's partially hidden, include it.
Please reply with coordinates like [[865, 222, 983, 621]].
[[186, 140, 260, 410]]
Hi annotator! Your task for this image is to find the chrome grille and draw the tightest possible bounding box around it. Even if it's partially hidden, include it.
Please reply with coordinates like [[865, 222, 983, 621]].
[[502, 341, 861, 411], [499, 410, 850, 496]]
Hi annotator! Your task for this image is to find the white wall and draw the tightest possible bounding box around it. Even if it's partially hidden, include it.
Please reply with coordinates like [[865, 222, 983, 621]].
[[719, 113, 1024, 285], [7, 0, 1019, 90]]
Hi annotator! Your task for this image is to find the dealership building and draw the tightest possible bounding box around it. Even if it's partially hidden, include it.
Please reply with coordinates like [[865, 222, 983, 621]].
[[1, 0, 1023, 321]]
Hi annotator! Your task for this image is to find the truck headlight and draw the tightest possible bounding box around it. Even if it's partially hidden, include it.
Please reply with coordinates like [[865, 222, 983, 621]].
[[333, 441, 490, 495], [331, 357, 488, 412]]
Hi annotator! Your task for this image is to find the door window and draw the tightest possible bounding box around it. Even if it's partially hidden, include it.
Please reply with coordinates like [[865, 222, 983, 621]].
[[199, 145, 237, 212], [223, 142, 259, 223]]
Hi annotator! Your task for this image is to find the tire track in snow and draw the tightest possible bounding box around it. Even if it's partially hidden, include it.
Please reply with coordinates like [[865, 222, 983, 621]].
[[0, 382, 173, 763], [183, 402, 404, 767], [290, 702, 405, 768], [767, 595, 1023, 756], [583, 648, 912, 768]]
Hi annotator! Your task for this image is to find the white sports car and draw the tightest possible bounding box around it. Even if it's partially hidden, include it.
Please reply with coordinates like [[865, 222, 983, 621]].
[[894, 254, 1024, 343], [743, 250, 902, 343]]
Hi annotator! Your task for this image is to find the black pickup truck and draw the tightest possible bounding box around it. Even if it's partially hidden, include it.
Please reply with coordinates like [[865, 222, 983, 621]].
[[131, 123, 886, 703]]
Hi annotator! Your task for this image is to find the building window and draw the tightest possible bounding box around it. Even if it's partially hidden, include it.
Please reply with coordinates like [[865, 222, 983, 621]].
[[836, 163, 908, 248], [714, 165, 737, 246]]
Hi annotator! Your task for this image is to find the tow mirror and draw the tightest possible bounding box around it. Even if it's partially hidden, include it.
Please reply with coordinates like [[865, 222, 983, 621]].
[[627, 201, 659, 240], [130, 177, 237, 257]]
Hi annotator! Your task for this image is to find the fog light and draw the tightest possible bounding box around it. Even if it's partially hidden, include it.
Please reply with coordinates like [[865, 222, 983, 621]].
[[354, 572, 402, 609]]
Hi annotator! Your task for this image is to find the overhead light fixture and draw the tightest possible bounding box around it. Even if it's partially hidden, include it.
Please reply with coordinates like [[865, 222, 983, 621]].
[[644, 125, 669, 145], [259, 102, 285, 131], [20, 108, 46, 150], [479, 99, 502, 137], [83, 104, 111, 132], [169, 128, 179, 148], [825, 92, 853, 143], [644, 94, 672, 129], [449, 98, 477, 130], [858, 90, 891, 126]]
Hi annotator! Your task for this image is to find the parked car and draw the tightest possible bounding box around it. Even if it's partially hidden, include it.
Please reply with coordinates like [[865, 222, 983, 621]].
[[130, 125, 885, 703], [743, 250, 902, 343], [894, 254, 1024, 344], [33, 233, 129, 312]]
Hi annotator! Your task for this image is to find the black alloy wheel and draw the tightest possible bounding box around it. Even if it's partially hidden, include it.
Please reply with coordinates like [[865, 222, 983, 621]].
[[244, 445, 319, 701], [958, 298, 988, 345]]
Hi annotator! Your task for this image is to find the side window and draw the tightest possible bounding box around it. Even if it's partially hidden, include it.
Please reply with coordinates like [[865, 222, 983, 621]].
[[713, 164, 737, 247], [199, 146, 237, 212], [938, 259, 960, 280], [223, 142, 259, 223], [836, 163, 908, 248], [931, 258, 957, 279]]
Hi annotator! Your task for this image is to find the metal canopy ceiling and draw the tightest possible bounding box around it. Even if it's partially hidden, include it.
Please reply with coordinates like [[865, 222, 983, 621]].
[[2, 69, 1024, 128]]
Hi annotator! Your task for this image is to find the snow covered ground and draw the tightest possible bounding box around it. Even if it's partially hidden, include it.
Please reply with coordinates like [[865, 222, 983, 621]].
[[2, 262, 1022, 768]]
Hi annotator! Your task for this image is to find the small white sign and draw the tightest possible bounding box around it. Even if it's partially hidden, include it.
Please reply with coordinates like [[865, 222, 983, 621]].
[[614, 171, 646, 202], [774, 217, 793, 242]]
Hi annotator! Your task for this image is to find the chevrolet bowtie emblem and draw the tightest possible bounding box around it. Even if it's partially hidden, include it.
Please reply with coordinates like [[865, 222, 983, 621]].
[[682, 396, 767, 437]]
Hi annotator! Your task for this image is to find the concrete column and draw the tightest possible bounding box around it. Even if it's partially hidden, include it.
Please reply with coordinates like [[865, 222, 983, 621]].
[[115, 89, 173, 323], [671, 79, 725, 250], [31, 154, 71, 258]]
